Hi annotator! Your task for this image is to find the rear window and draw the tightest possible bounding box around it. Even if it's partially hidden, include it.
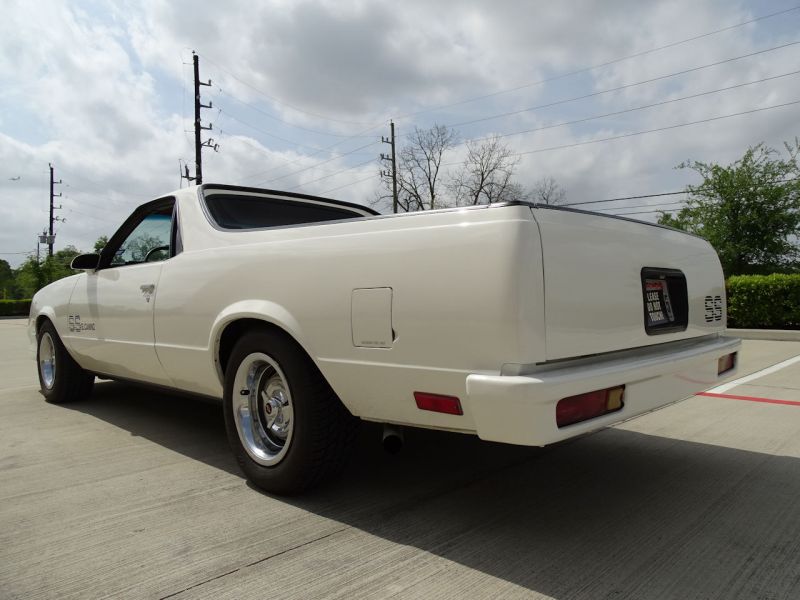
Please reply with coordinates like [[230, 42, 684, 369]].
[[204, 193, 364, 230]]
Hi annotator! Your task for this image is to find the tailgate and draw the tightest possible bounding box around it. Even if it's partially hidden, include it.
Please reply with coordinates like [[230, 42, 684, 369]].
[[530, 207, 726, 361]]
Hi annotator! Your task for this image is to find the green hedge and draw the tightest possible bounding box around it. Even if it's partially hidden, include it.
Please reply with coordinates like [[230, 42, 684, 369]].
[[0, 299, 31, 317], [4, 279, 797, 328], [727, 274, 800, 329]]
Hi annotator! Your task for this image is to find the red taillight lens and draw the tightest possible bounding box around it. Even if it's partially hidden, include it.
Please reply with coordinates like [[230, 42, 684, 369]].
[[718, 352, 736, 375], [556, 386, 625, 428], [414, 392, 463, 415]]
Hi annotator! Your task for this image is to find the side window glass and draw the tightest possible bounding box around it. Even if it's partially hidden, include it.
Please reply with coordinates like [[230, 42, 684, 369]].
[[111, 213, 172, 266]]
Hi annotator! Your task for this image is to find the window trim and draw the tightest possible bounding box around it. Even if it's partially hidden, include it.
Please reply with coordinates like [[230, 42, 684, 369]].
[[198, 185, 378, 233], [98, 196, 176, 270], [170, 201, 183, 257]]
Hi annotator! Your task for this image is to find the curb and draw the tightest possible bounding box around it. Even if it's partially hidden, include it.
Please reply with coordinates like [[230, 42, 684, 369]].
[[728, 328, 800, 342]]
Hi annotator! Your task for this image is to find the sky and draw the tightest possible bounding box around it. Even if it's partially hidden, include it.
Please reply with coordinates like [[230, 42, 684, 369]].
[[1, 0, 799, 266]]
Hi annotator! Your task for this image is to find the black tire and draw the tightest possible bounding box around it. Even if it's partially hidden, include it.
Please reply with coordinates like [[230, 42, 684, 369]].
[[223, 329, 358, 495], [36, 320, 94, 404]]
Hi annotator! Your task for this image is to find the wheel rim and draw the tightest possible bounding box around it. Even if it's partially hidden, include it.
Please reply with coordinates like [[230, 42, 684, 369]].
[[232, 352, 294, 466], [39, 333, 56, 390]]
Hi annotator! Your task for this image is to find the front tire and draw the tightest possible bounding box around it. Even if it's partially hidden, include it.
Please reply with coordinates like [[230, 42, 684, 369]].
[[223, 329, 358, 495], [37, 320, 94, 404]]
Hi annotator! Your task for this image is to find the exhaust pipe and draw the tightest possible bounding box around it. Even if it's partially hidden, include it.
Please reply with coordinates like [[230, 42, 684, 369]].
[[382, 424, 404, 454]]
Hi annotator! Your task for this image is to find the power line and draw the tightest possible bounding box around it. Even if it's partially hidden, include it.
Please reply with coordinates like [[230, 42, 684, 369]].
[[564, 190, 691, 207], [566, 177, 800, 207], [62, 197, 119, 215], [223, 33, 799, 190], [217, 89, 376, 138], [53, 172, 134, 210], [392, 5, 800, 121], [191, 17, 800, 202], [64, 207, 119, 225], [319, 174, 376, 196], [594, 200, 687, 212], [431, 101, 798, 184], [613, 208, 683, 216], [196, 6, 799, 133], [457, 69, 800, 146], [218, 108, 325, 151], [180, 56, 192, 144], [437, 99, 800, 168], [285, 157, 376, 191], [437, 40, 799, 132], [198, 52, 379, 127], [232, 122, 384, 184], [217, 129, 336, 182], [252, 140, 381, 186], [507, 99, 800, 159]]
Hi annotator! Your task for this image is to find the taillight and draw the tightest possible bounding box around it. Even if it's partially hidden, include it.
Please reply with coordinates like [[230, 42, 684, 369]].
[[414, 392, 463, 415], [556, 386, 625, 428], [718, 352, 736, 375]]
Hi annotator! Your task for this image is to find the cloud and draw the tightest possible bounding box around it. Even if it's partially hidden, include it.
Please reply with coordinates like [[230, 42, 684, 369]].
[[1, 0, 799, 267]]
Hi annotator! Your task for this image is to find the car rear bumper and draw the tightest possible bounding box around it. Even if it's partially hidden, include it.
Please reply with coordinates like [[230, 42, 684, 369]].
[[465, 334, 740, 446]]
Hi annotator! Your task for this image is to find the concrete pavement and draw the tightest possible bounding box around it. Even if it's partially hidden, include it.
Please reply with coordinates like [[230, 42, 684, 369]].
[[2, 318, 800, 599]]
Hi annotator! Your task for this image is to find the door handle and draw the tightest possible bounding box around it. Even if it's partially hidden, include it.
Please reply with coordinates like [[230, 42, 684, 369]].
[[140, 284, 156, 302]]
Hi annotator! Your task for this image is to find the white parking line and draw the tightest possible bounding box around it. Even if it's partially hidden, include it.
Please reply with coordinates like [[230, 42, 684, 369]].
[[706, 353, 800, 394]]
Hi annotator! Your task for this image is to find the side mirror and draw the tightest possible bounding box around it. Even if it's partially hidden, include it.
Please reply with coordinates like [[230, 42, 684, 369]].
[[71, 253, 100, 271]]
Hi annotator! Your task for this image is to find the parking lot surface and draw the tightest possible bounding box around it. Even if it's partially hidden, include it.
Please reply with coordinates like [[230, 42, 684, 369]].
[[2, 318, 800, 599]]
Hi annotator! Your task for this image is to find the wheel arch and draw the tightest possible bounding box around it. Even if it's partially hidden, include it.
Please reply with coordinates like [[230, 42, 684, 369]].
[[29, 304, 57, 350], [35, 312, 53, 333], [210, 300, 316, 387]]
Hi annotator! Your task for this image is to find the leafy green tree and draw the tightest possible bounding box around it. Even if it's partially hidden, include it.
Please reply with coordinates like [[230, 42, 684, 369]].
[[13, 245, 83, 298], [53, 245, 81, 267], [659, 141, 800, 275], [94, 235, 108, 253], [0, 259, 14, 299], [14, 257, 52, 299]]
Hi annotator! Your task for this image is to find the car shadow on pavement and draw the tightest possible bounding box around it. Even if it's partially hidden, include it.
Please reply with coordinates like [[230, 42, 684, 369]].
[[71, 380, 800, 599]]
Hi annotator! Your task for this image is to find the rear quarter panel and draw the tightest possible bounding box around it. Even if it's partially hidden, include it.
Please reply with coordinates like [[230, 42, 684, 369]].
[[153, 205, 545, 428]]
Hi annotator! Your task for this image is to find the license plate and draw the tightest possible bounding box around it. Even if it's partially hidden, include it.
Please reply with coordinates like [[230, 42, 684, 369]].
[[644, 278, 675, 327]]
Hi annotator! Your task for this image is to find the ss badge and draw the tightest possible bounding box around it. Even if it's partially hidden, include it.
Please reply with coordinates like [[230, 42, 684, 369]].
[[704, 295, 722, 322]]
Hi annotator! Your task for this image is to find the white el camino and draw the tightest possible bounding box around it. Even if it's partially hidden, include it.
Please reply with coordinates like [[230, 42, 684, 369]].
[[29, 184, 740, 494]]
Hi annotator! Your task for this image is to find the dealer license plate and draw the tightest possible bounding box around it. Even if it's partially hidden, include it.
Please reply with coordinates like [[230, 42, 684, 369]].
[[644, 278, 675, 327]]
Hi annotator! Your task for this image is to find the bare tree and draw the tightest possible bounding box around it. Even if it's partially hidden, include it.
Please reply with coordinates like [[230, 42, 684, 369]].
[[530, 176, 566, 205], [449, 136, 522, 206], [378, 124, 457, 212]]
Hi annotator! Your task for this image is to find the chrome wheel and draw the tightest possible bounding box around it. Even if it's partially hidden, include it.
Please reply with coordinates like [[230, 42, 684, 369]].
[[232, 352, 294, 466], [38, 332, 56, 390]]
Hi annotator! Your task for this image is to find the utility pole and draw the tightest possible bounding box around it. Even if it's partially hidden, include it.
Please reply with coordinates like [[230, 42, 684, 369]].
[[188, 51, 217, 186], [380, 120, 398, 213], [48, 164, 62, 257]]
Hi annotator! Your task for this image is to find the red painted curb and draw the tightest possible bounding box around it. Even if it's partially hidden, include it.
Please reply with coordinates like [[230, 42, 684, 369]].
[[698, 391, 800, 407]]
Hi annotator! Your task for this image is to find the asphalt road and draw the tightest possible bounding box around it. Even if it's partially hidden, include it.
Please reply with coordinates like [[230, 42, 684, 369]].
[[2, 318, 800, 599]]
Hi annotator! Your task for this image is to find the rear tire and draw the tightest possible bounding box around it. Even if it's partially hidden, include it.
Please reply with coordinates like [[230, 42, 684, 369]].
[[223, 329, 358, 495], [37, 320, 94, 404]]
